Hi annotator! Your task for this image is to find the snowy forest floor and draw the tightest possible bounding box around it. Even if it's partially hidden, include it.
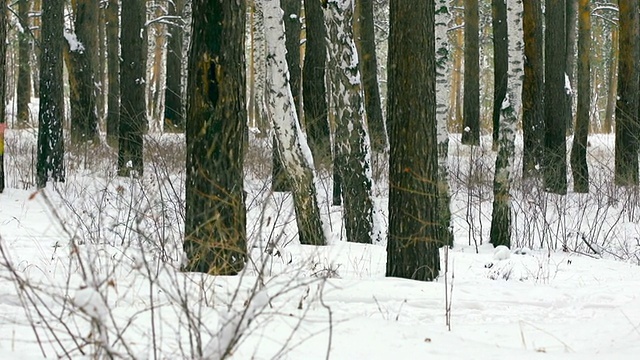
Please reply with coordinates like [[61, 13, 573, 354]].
[[1, 128, 640, 359]]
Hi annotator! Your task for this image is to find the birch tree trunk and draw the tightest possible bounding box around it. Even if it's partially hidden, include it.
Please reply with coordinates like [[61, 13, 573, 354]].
[[436, 0, 453, 246], [324, 0, 379, 244], [490, 0, 523, 248], [262, 0, 326, 246]]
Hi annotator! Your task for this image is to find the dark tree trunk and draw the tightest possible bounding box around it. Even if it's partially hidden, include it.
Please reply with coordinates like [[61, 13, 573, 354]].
[[354, 0, 387, 152], [37, 0, 65, 188], [387, 0, 441, 281], [164, 0, 186, 132], [603, 27, 618, 134], [282, 0, 302, 117], [106, 0, 120, 147], [68, 0, 100, 145], [462, 0, 480, 145], [615, 0, 639, 186], [565, 0, 578, 133], [522, 0, 544, 178], [17, 0, 31, 128], [302, 0, 331, 167], [0, 1, 7, 193], [184, 0, 247, 274], [97, 5, 106, 120], [570, 0, 590, 193], [543, 0, 568, 194], [118, 0, 147, 176], [491, 0, 507, 150]]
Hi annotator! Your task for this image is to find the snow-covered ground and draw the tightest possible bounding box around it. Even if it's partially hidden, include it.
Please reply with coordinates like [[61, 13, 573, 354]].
[[1, 129, 639, 359]]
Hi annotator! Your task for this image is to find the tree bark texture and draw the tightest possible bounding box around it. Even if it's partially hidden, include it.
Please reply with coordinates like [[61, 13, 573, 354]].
[[565, 0, 578, 133], [184, 0, 248, 274], [302, 0, 331, 167], [0, 1, 7, 192], [262, 0, 327, 246], [491, 0, 507, 149], [544, 0, 568, 194], [614, 0, 639, 186], [325, 0, 379, 244], [118, 0, 147, 176], [106, 0, 120, 147], [387, 0, 441, 281], [522, 0, 544, 178], [462, 0, 480, 145], [570, 0, 590, 193], [17, 0, 31, 128], [354, 0, 387, 152], [164, 0, 186, 131], [603, 27, 618, 134], [37, 0, 65, 188]]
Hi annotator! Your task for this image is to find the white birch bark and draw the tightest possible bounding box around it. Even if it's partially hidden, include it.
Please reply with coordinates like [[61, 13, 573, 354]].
[[490, 0, 523, 247], [436, 0, 453, 245], [251, 0, 269, 133], [261, 0, 327, 246], [324, 0, 380, 243]]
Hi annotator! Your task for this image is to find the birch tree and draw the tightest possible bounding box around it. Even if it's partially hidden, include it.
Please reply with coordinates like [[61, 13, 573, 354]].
[[436, 0, 453, 246], [387, 0, 441, 281], [262, 0, 326, 246], [184, 0, 247, 274], [325, 0, 379, 244], [490, 0, 523, 248], [37, 0, 65, 188], [248, 0, 269, 133]]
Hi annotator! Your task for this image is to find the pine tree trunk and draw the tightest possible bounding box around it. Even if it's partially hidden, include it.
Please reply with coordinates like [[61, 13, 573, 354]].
[[570, 0, 590, 193], [491, 0, 507, 149], [17, 0, 31, 128], [462, 0, 480, 145], [490, 0, 523, 248], [262, 0, 326, 246], [436, 0, 453, 246], [37, 0, 65, 188], [302, 0, 331, 167], [106, 0, 120, 147], [614, 0, 639, 186], [354, 0, 387, 152], [0, 2, 7, 193], [543, 0, 568, 194], [118, 0, 147, 177], [387, 0, 441, 281], [183, 0, 248, 274], [164, 0, 185, 131], [522, 0, 544, 178], [67, 0, 100, 145], [325, 0, 378, 244]]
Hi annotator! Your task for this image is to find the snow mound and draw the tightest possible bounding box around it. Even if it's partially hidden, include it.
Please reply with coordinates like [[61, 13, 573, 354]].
[[493, 245, 511, 260]]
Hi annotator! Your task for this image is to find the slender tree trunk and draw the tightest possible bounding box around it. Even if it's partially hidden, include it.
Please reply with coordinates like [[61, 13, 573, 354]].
[[603, 27, 618, 134], [17, 0, 31, 128], [387, 0, 441, 281], [184, 0, 248, 274], [570, 0, 590, 193], [37, 0, 65, 188], [97, 4, 106, 121], [543, 0, 568, 194], [490, 0, 523, 248], [565, 0, 578, 133], [302, 0, 331, 167], [164, 0, 185, 131], [436, 0, 453, 246], [325, 0, 379, 244], [491, 0, 507, 149], [262, 0, 326, 246], [354, 0, 387, 152], [522, 0, 544, 178], [67, 0, 100, 144], [462, 0, 480, 145], [249, 0, 269, 134], [106, 0, 120, 147], [615, 0, 639, 186], [0, 1, 7, 192], [118, 0, 147, 176]]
